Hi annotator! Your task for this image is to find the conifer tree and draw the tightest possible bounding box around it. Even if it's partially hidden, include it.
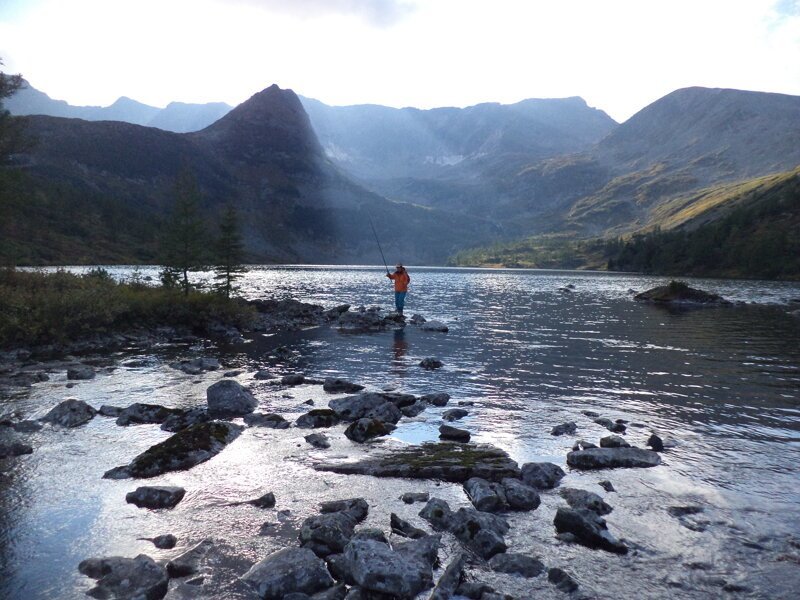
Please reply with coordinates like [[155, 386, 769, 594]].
[[160, 169, 206, 295], [213, 204, 246, 298]]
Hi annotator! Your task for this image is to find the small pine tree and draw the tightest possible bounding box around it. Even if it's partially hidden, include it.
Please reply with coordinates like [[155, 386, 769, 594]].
[[160, 169, 206, 296], [213, 204, 246, 298]]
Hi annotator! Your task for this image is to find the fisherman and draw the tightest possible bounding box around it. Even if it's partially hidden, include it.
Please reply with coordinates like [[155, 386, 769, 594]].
[[387, 263, 410, 316]]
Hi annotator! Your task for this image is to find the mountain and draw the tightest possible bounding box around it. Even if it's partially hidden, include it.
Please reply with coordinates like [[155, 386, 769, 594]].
[[1, 84, 496, 265], [5, 81, 233, 133]]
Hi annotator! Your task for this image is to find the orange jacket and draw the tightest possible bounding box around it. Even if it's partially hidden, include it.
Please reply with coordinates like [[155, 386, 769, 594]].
[[388, 269, 410, 292]]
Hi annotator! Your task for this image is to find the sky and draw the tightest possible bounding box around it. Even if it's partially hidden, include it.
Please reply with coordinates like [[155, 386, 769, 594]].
[[0, 0, 798, 122]]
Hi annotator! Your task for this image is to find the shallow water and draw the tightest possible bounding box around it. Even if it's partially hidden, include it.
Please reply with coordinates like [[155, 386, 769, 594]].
[[2, 267, 800, 599]]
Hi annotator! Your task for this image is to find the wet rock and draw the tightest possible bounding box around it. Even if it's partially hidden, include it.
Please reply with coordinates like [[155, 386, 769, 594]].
[[166, 538, 214, 578], [324, 304, 351, 320], [582, 410, 600, 418], [551, 422, 577, 436], [449, 508, 509, 559], [567, 447, 661, 470], [125, 486, 186, 509], [224, 370, 243, 377], [149, 534, 177, 549], [316, 442, 520, 483], [116, 403, 182, 426], [488, 553, 545, 577], [599, 435, 630, 448], [553, 507, 627, 554], [501, 478, 541, 511], [548, 567, 579, 593], [520, 462, 565, 490], [337, 309, 392, 332], [401, 492, 430, 504], [390, 513, 428, 539], [439, 424, 470, 442], [161, 408, 210, 433], [10, 419, 43, 433], [305, 433, 331, 449], [430, 551, 466, 600], [40, 398, 96, 427], [323, 378, 365, 394], [421, 393, 450, 407], [325, 554, 354, 584], [635, 281, 730, 305], [329, 393, 390, 421], [241, 547, 335, 599], [282, 374, 307, 386], [172, 358, 221, 374], [238, 492, 276, 509], [300, 512, 358, 557], [560, 488, 612, 515], [67, 365, 96, 380], [456, 582, 496, 599], [667, 505, 704, 518], [420, 358, 444, 370], [401, 401, 428, 418], [647, 433, 665, 451], [420, 320, 449, 332], [594, 417, 626, 433], [344, 418, 395, 443], [297, 409, 341, 428], [320, 498, 369, 523], [465, 478, 508, 512], [103, 421, 243, 479], [206, 380, 257, 418], [419, 498, 454, 531], [598, 480, 615, 493], [253, 370, 276, 380], [351, 528, 389, 545], [78, 554, 168, 600], [410, 314, 427, 324], [365, 402, 402, 424], [0, 440, 33, 458], [443, 408, 468, 421], [244, 412, 290, 429], [99, 405, 124, 417], [345, 535, 440, 599], [572, 439, 597, 451]]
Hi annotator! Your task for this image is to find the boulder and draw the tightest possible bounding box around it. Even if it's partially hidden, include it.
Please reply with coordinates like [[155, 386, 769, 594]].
[[599, 435, 630, 448], [241, 492, 276, 509], [488, 553, 545, 577], [421, 393, 450, 407], [116, 403, 182, 426], [172, 358, 220, 374], [305, 433, 331, 449], [560, 488, 612, 515], [634, 281, 730, 305], [551, 422, 577, 436], [329, 393, 388, 421], [448, 508, 509, 559], [299, 512, 358, 557], [166, 539, 214, 578], [553, 507, 627, 554], [336, 310, 391, 332], [103, 421, 243, 479], [390, 513, 428, 539], [464, 478, 507, 512], [40, 398, 96, 427], [125, 486, 186, 509], [148, 534, 177, 549], [254, 369, 276, 380], [439, 424, 470, 442], [419, 498, 453, 531], [548, 567, 579, 593], [594, 417, 626, 433], [420, 358, 444, 370], [443, 408, 468, 421], [501, 478, 541, 511], [0, 440, 33, 458], [320, 498, 369, 523], [401, 401, 428, 417], [241, 547, 335, 599], [520, 462, 565, 489], [344, 418, 395, 443], [566, 447, 661, 469], [78, 554, 168, 600], [364, 402, 402, 424], [99, 405, 124, 417], [206, 380, 257, 418], [244, 412, 290, 429], [647, 433, 665, 451], [323, 378, 365, 394], [67, 365, 96, 380], [297, 409, 341, 428], [160, 408, 210, 432]]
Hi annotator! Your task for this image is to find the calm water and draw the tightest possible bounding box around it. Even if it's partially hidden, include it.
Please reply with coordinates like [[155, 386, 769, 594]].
[[2, 267, 800, 599]]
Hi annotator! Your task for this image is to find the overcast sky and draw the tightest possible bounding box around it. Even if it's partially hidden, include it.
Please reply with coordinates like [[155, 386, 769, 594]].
[[1, 0, 798, 121]]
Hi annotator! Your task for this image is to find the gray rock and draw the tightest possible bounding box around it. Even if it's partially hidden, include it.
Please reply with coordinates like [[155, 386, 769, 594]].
[[241, 492, 276, 508], [488, 553, 545, 577], [421, 393, 450, 407], [551, 422, 577, 436], [501, 478, 541, 511], [116, 403, 182, 426], [345, 536, 439, 598], [419, 498, 453, 531], [401, 401, 428, 417], [449, 508, 509, 559], [103, 421, 243, 479], [599, 435, 630, 448], [206, 380, 257, 418], [67, 365, 96, 380], [344, 418, 395, 443], [456, 581, 495, 599], [420, 320, 449, 332], [99, 405, 124, 417], [465, 477, 508, 512], [282, 374, 307, 386], [443, 408, 468, 421], [634, 282, 730, 305], [160, 408, 210, 432], [401, 492, 430, 504], [391, 513, 428, 539], [439, 424, 470, 442], [594, 417, 626, 433], [0, 440, 33, 458], [244, 412, 290, 429], [409, 314, 427, 324], [254, 369, 276, 380], [351, 528, 389, 545], [364, 402, 402, 424], [223, 370, 243, 377], [548, 567, 579, 593], [430, 552, 466, 600], [647, 433, 665, 451], [320, 498, 369, 523], [553, 507, 627, 554], [325, 553, 354, 584], [300, 512, 358, 557], [40, 398, 96, 427], [241, 547, 335, 599], [125, 486, 186, 509], [329, 393, 389, 421], [305, 433, 331, 449], [560, 488, 612, 515], [78, 554, 168, 600], [582, 410, 600, 418], [166, 538, 214, 578], [297, 409, 340, 428], [571, 439, 597, 451], [150, 534, 177, 549], [420, 358, 444, 370], [566, 447, 661, 469], [598, 480, 615, 492], [11, 419, 44, 433], [323, 378, 365, 394], [520, 462, 565, 489]]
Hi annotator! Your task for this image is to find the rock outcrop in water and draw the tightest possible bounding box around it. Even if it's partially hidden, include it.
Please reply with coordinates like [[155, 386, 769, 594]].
[[634, 280, 730, 305], [40, 398, 97, 427], [567, 447, 662, 469], [241, 547, 336, 599], [125, 486, 186, 509], [206, 380, 258, 418], [78, 554, 168, 600]]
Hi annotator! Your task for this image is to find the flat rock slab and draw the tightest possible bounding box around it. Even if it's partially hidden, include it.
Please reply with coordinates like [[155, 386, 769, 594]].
[[103, 421, 243, 479], [315, 442, 519, 483], [126, 486, 186, 509], [567, 447, 662, 469]]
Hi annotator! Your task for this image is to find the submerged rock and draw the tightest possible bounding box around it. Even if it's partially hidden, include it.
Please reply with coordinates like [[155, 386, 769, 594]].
[[315, 442, 520, 483], [421, 393, 450, 407], [567, 447, 661, 469], [78, 554, 168, 600], [439, 424, 470, 442], [116, 403, 182, 426], [488, 553, 545, 577], [344, 418, 395, 443], [323, 378, 365, 394], [551, 422, 577, 436], [443, 408, 468, 421], [297, 409, 341, 429], [40, 398, 96, 427], [253, 369, 276, 380], [420, 358, 444, 370], [103, 421, 243, 479], [520, 462, 565, 489], [233, 491, 276, 509], [0, 440, 33, 458], [125, 486, 186, 509], [560, 488, 612, 515], [206, 380, 257, 418], [67, 365, 96, 380], [305, 433, 331, 449], [635, 281, 730, 305], [242, 547, 335, 599], [554, 507, 627, 554], [420, 320, 449, 332]]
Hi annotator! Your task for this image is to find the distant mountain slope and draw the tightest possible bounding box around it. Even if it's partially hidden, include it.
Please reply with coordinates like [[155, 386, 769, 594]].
[[2, 85, 497, 265]]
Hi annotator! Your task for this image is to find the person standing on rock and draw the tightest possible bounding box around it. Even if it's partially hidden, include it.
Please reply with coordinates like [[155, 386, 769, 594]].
[[387, 263, 410, 316]]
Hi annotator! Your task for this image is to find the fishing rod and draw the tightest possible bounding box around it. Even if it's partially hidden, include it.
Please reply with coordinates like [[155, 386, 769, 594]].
[[367, 212, 390, 275]]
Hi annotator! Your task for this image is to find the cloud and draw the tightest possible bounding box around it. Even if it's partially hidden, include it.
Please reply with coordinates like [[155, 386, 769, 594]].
[[221, 0, 416, 27]]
